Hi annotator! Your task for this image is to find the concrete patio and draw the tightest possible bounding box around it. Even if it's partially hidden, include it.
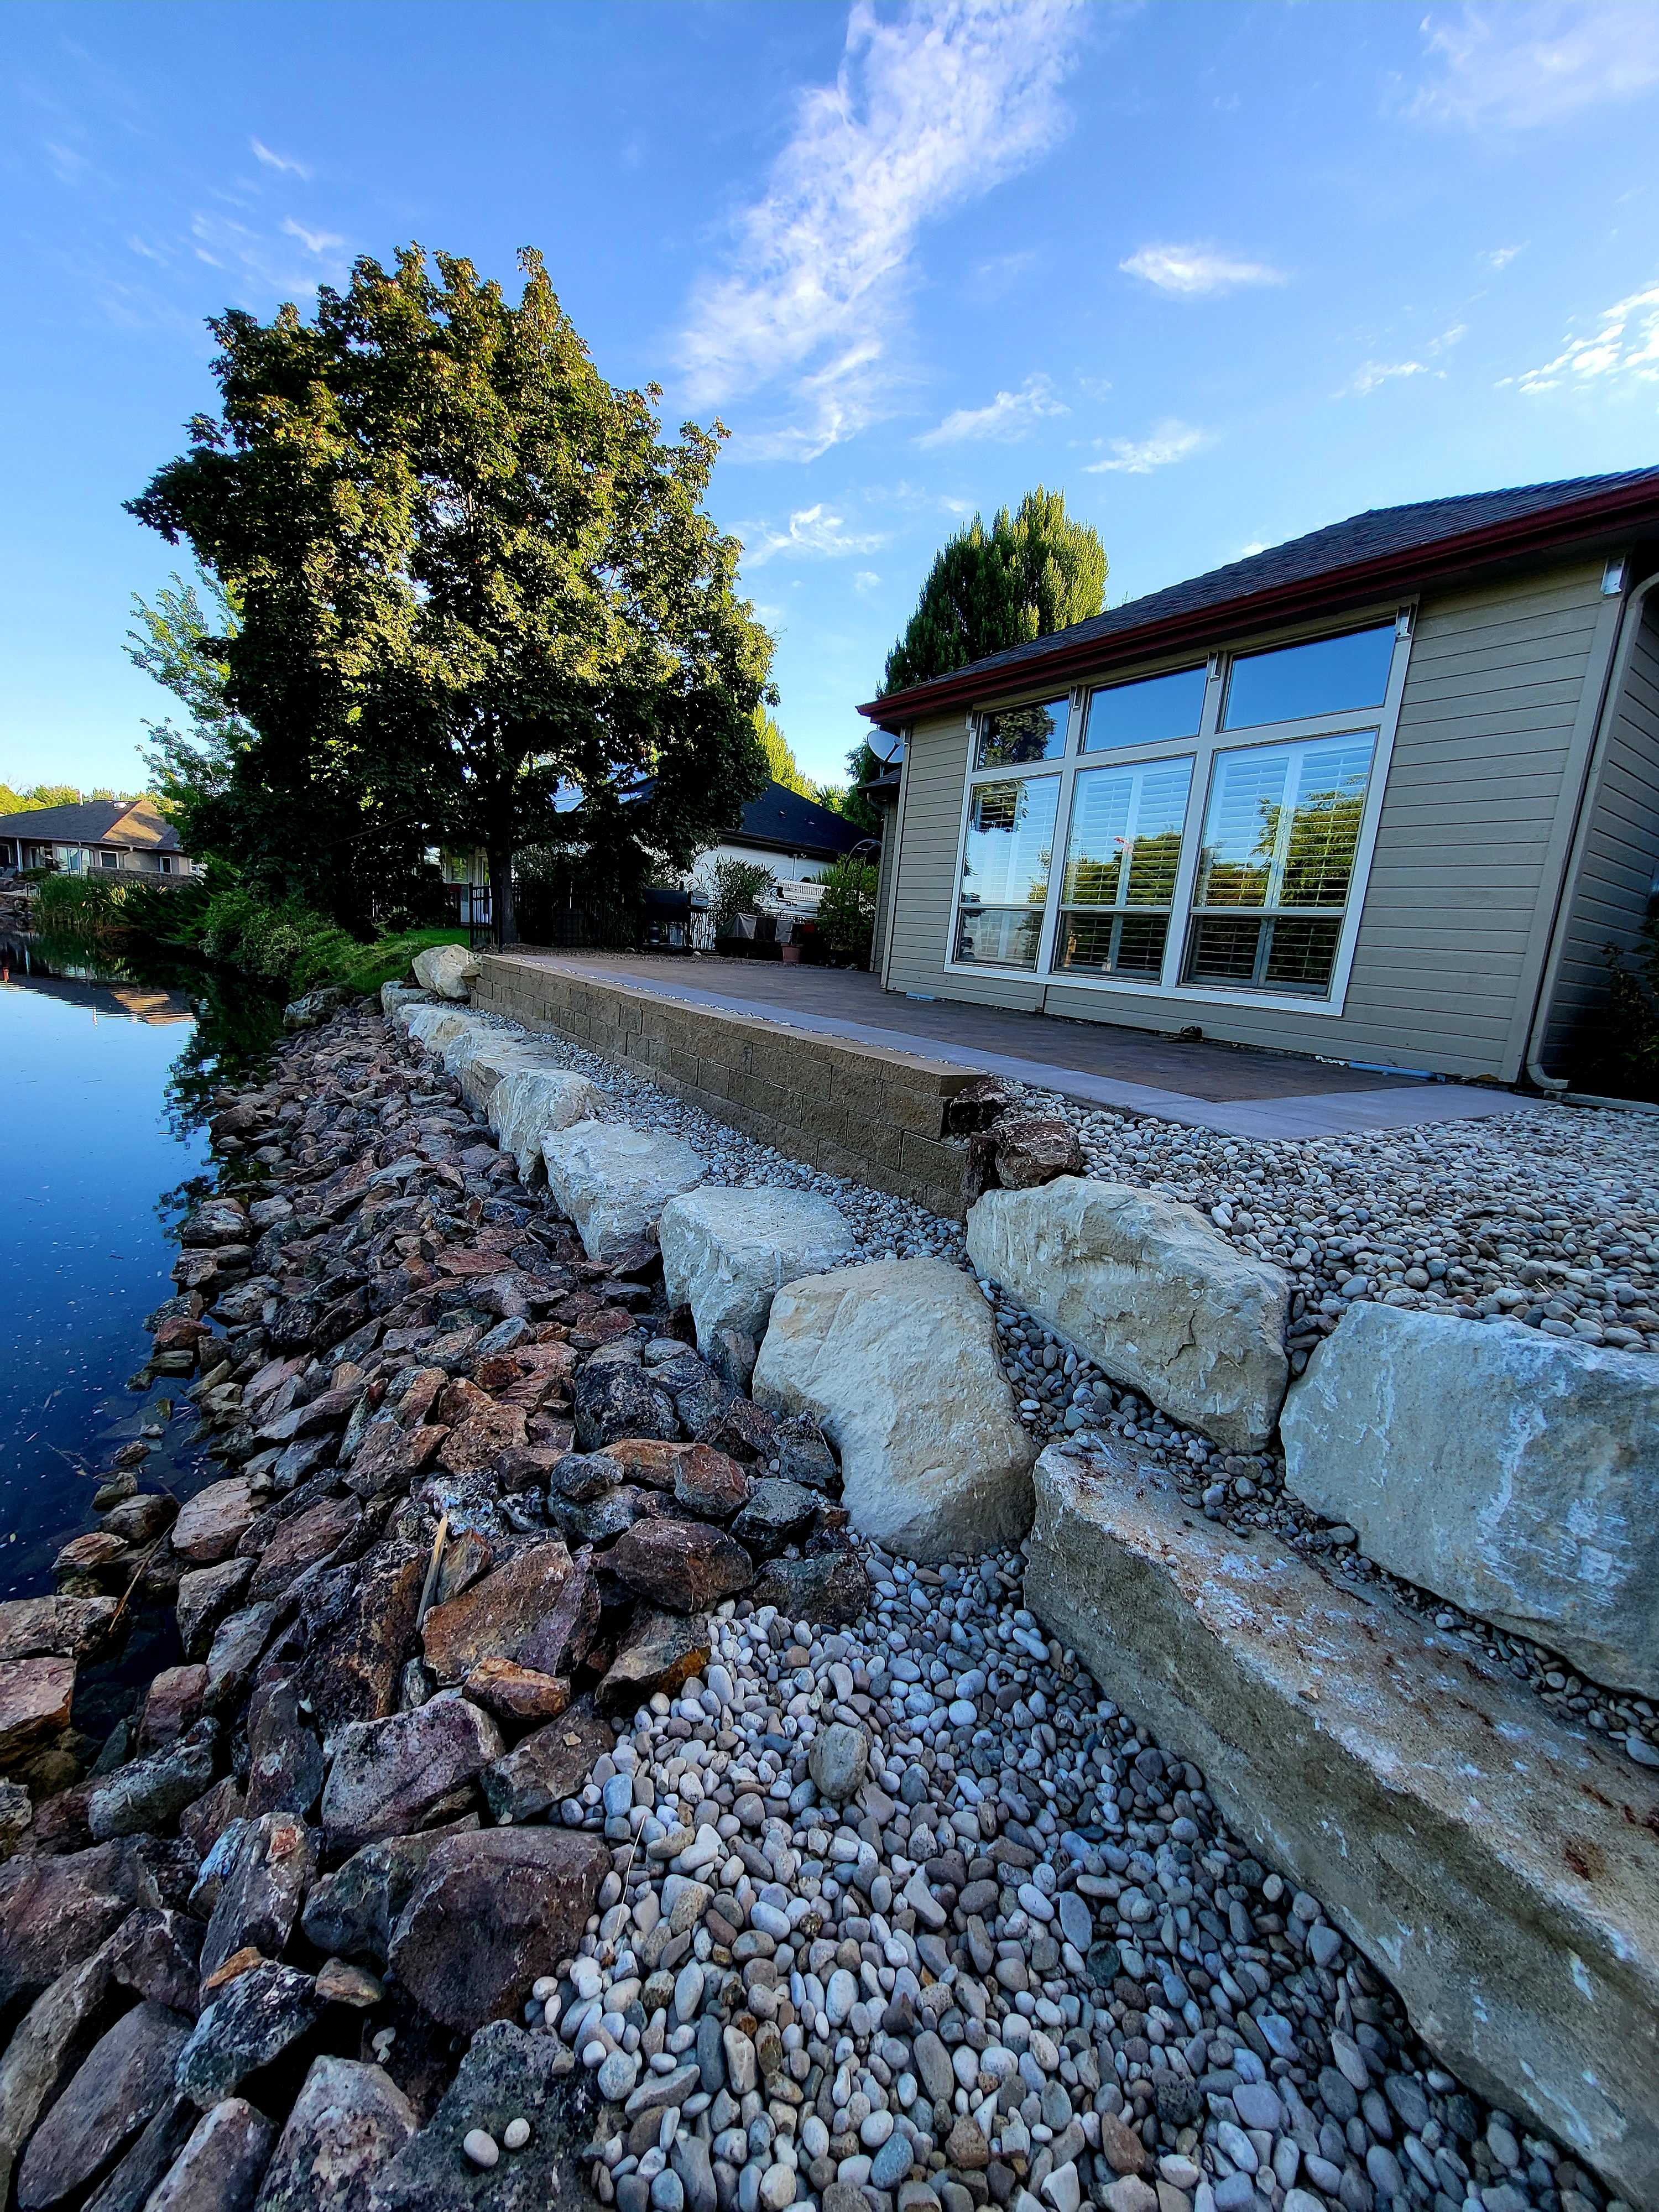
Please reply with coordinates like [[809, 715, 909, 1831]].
[[492, 950, 1535, 1140]]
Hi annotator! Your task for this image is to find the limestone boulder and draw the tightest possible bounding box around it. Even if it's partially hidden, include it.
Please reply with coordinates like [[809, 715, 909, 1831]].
[[966, 1177, 1290, 1451], [1282, 1305, 1659, 1698], [487, 1065, 606, 1184], [752, 1256, 1034, 1562], [395, 1004, 481, 1056], [541, 1121, 706, 1262], [1025, 1439, 1659, 2208], [379, 982, 434, 1018], [410, 944, 479, 1000], [658, 1187, 857, 1381]]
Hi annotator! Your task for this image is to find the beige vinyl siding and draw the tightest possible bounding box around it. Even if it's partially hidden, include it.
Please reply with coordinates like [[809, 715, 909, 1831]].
[[870, 801, 899, 973], [1543, 598, 1659, 1067], [883, 559, 1611, 1081]]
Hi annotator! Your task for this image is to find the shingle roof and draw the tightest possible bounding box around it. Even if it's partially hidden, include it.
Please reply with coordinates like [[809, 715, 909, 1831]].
[[863, 466, 1659, 717], [731, 781, 868, 859], [0, 799, 184, 850]]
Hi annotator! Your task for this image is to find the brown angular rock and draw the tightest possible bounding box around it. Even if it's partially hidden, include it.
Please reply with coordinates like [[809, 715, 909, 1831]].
[[387, 1828, 609, 2033], [480, 1699, 613, 1824], [320, 1697, 503, 1853], [300, 1830, 465, 1966], [0, 1947, 117, 2205], [138, 1666, 208, 1754], [200, 1813, 317, 1987], [176, 1559, 253, 1660], [247, 1496, 359, 1603], [107, 1908, 202, 2015], [672, 1444, 751, 1517], [435, 1404, 528, 1477], [100, 1493, 178, 1546], [419, 1540, 572, 1684], [171, 1480, 258, 1567], [596, 1609, 711, 1715], [0, 1842, 160, 2010], [345, 1422, 445, 1499], [993, 1115, 1087, 1191], [1096, 2110, 1153, 2176], [17, 1999, 191, 2211], [292, 1547, 424, 1734], [251, 2056, 415, 2212], [0, 1657, 74, 1771], [595, 1437, 688, 1487], [462, 1658, 572, 1728], [144, 2098, 275, 2212], [749, 1540, 870, 1626], [51, 1531, 130, 1580], [608, 1519, 752, 1613], [514, 1562, 602, 1680], [0, 1596, 117, 1663], [204, 1604, 279, 1715]]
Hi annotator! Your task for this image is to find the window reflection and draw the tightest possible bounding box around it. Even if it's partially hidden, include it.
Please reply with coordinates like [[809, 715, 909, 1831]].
[[1222, 625, 1394, 730], [956, 775, 1059, 968], [1054, 758, 1192, 982], [1084, 666, 1206, 753], [1186, 733, 1376, 994], [975, 696, 1071, 769]]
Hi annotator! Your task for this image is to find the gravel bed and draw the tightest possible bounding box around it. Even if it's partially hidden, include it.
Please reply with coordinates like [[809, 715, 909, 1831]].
[[448, 1011, 1659, 1776], [546, 1542, 1624, 2212]]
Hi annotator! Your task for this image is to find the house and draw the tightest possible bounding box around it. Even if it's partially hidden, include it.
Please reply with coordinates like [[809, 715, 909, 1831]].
[[686, 779, 873, 916], [0, 799, 193, 879], [858, 468, 1659, 1087]]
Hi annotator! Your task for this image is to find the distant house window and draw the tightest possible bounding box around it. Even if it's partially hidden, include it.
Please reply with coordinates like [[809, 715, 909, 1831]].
[[974, 696, 1071, 770], [158, 855, 173, 875], [1221, 624, 1394, 730], [99, 849, 119, 870], [1183, 732, 1378, 995]]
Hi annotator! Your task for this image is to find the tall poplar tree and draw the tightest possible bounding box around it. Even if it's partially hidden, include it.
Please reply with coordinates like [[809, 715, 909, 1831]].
[[881, 487, 1107, 696]]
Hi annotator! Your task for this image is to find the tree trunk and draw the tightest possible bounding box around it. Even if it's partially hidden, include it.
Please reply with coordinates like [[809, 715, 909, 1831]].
[[489, 841, 518, 948]]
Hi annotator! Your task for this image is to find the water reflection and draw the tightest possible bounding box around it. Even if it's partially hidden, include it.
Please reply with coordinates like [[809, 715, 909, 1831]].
[[0, 932, 284, 1644]]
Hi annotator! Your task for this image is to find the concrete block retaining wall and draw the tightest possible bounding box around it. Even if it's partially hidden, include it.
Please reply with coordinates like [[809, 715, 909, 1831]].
[[472, 956, 977, 1218]]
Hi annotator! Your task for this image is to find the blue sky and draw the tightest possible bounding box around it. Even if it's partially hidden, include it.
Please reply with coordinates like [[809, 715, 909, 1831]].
[[5, 0, 1659, 795]]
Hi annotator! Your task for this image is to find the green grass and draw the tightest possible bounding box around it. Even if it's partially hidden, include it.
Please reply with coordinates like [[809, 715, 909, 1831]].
[[331, 927, 470, 996]]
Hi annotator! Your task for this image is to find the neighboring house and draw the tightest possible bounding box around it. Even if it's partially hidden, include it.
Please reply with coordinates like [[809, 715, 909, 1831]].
[[687, 780, 872, 915], [858, 468, 1659, 1087], [0, 800, 193, 879]]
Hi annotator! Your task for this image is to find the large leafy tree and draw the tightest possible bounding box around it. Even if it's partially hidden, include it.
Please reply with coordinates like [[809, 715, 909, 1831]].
[[129, 247, 774, 941], [882, 486, 1106, 696]]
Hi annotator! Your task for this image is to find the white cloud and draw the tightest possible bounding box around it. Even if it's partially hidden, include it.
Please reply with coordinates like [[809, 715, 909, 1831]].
[[1238, 541, 1268, 558], [853, 570, 883, 592], [1344, 359, 1430, 396], [1086, 419, 1210, 474], [282, 217, 346, 255], [252, 138, 312, 178], [1119, 243, 1285, 298], [742, 503, 890, 565], [1411, 3, 1659, 129], [1485, 243, 1527, 270], [1515, 284, 1659, 392], [677, 0, 1084, 460], [916, 373, 1068, 448]]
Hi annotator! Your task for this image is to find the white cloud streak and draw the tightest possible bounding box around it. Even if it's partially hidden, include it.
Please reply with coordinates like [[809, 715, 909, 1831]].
[[251, 138, 312, 178], [1086, 419, 1210, 474], [1119, 243, 1285, 297], [1344, 359, 1430, 395], [282, 217, 345, 255], [742, 503, 890, 565], [1411, 3, 1659, 129], [677, 0, 1084, 460], [916, 373, 1068, 447], [1516, 284, 1659, 392]]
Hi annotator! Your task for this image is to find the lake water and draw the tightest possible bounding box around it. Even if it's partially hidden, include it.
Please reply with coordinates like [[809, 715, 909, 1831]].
[[0, 937, 281, 1634]]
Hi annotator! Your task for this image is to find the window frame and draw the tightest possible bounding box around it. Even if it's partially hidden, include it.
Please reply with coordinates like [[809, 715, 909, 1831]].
[[941, 608, 1415, 1014]]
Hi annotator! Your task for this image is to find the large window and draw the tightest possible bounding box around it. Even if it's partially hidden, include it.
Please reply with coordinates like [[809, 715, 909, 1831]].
[[1185, 733, 1377, 994], [955, 776, 1060, 968], [947, 614, 1406, 1007], [1055, 758, 1193, 980]]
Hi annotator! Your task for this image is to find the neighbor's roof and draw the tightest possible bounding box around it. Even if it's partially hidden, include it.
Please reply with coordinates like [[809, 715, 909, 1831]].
[[0, 799, 185, 850], [861, 466, 1659, 724], [728, 781, 868, 859]]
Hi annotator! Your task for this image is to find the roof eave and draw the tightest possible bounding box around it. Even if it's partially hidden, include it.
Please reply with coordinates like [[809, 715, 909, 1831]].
[[857, 479, 1659, 723]]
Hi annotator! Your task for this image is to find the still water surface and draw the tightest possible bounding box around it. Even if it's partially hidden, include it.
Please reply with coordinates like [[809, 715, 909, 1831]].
[[0, 937, 281, 1610]]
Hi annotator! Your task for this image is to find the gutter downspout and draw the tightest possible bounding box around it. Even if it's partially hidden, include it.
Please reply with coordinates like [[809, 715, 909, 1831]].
[[1522, 567, 1659, 1092]]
